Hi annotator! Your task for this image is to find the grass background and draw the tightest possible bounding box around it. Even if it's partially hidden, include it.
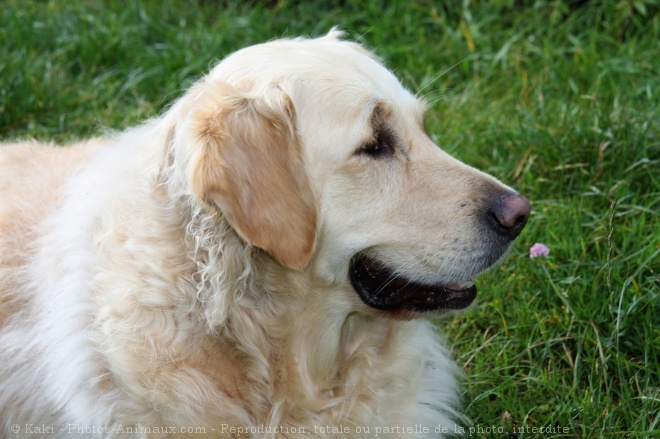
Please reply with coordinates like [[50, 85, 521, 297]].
[[1, 0, 658, 437]]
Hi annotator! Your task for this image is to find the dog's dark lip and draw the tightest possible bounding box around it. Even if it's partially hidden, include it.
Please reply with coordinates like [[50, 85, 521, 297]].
[[349, 254, 477, 313]]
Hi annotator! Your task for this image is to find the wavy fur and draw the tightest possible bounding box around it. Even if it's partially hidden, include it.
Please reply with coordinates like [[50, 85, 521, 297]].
[[0, 31, 525, 438]]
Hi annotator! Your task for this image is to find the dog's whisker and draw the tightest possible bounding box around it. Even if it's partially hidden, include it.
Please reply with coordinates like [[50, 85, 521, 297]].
[[359, 25, 376, 39], [420, 94, 450, 109], [370, 248, 445, 298], [372, 253, 428, 296], [415, 57, 468, 98], [418, 88, 449, 102]]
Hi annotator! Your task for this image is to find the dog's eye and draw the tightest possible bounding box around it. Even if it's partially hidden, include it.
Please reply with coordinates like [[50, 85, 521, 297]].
[[357, 130, 396, 158]]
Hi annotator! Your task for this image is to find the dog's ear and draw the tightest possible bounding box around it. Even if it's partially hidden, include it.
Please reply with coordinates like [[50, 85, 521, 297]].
[[182, 82, 316, 270]]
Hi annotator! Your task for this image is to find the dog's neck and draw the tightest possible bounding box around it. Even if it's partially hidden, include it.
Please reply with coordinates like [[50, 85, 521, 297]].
[[181, 206, 433, 424]]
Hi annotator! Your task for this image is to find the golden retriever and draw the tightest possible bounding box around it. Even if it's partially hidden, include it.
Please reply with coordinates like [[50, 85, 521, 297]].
[[0, 31, 529, 438]]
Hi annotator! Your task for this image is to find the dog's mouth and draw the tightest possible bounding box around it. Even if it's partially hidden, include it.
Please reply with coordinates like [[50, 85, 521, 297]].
[[349, 254, 477, 314]]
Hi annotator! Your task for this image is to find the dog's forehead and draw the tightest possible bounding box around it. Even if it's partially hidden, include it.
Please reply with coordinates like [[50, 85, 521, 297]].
[[209, 37, 421, 115]]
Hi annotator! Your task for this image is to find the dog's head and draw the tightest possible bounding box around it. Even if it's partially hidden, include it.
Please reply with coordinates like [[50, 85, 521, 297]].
[[172, 30, 530, 319]]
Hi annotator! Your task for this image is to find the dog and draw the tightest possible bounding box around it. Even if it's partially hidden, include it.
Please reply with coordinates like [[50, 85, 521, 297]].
[[0, 30, 529, 438]]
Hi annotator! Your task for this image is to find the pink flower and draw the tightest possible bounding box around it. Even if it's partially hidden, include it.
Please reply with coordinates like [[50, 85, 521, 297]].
[[530, 243, 550, 259]]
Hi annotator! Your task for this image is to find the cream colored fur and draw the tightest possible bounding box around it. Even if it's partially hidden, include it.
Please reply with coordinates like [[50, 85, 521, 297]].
[[0, 31, 515, 438]]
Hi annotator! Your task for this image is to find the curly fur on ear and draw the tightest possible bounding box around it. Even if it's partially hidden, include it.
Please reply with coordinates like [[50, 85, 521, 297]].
[[176, 82, 317, 270]]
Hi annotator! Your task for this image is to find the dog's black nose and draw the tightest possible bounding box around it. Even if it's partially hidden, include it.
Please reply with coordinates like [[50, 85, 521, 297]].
[[487, 193, 531, 239]]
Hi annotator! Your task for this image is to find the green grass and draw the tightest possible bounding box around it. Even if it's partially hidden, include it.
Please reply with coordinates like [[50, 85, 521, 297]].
[[1, 1, 658, 437]]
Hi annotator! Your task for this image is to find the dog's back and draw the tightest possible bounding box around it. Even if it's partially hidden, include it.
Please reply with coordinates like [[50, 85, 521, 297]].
[[0, 142, 92, 327]]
